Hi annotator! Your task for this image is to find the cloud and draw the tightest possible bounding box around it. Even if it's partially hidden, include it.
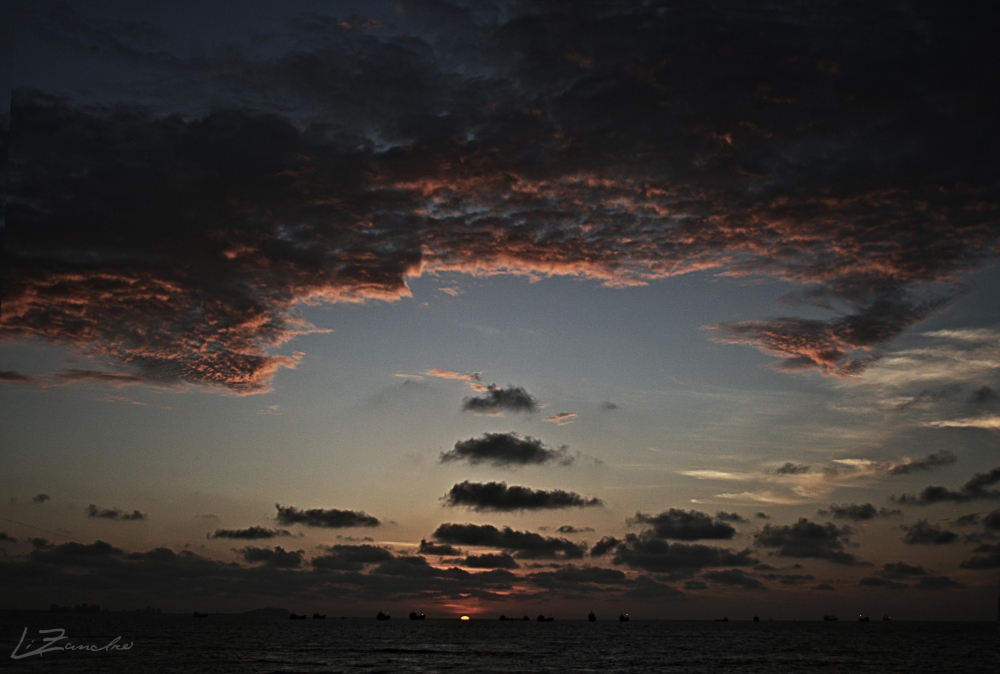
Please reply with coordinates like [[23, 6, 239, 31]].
[[604, 533, 757, 573], [775, 463, 811, 475], [913, 576, 965, 590], [209, 526, 293, 540], [589, 536, 621, 558], [462, 385, 539, 415], [439, 432, 571, 467], [881, 562, 926, 578], [887, 450, 957, 475], [5, 1, 1000, 393], [526, 565, 629, 590], [0, 370, 42, 385], [983, 510, 1000, 531], [703, 569, 766, 590], [970, 386, 996, 404], [460, 552, 519, 569], [761, 572, 814, 586], [753, 518, 858, 565], [86, 504, 147, 521], [430, 523, 586, 560], [817, 503, 901, 521], [417, 539, 461, 556], [755, 512, 771, 520], [556, 525, 594, 534], [858, 576, 908, 590], [423, 369, 480, 383], [628, 509, 737, 541], [0, 533, 17, 543], [959, 543, 1000, 570], [238, 546, 304, 569], [900, 520, 958, 545], [892, 467, 1000, 505], [600, 402, 618, 411], [543, 412, 577, 426], [274, 504, 380, 528], [442, 481, 602, 512], [311, 544, 393, 571], [32, 493, 51, 503], [715, 512, 748, 523]]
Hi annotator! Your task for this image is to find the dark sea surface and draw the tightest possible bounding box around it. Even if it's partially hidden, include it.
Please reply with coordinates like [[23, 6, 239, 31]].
[[1, 612, 994, 673]]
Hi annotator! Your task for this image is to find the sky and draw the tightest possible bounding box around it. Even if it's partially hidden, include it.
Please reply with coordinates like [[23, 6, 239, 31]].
[[1, 0, 998, 620]]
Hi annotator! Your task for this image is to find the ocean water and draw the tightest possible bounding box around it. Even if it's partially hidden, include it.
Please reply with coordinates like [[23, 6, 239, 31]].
[[1, 612, 994, 673]]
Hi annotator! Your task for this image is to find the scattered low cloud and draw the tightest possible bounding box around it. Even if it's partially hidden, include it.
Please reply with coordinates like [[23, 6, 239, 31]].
[[86, 504, 146, 521], [775, 463, 811, 475], [892, 467, 1000, 505], [209, 527, 293, 540], [703, 568, 766, 590], [887, 451, 957, 475], [715, 512, 748, 523], [754, 518, 858, 565], [599, 402, 618, 411], [913, 576, 965, 590], [628, 509, 737, 541], [439, 432, 571, 467], [900, 520, 958, 545], [556, 525, 594, 534], [417, 539, 461, 556], [881, 562, 926, 578], [0, 533, 17, 543], [959, 543, 1000, 569], [424, 369, 481, 383], [460, 552, 519, 569], [442, 481, 602, 512], [431, 523, 586, 560], [462, 385, 539, 415], [598, 533, 757, 573], [238, 545, 303, 569], [32, 493, 51, 503], [311, 544, 393, 571], [543, 412, 577, 426], [817, 503, 901, 521], [274, 504, 380, 528]]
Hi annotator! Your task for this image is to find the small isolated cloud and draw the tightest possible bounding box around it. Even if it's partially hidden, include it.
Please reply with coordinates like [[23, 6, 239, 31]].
[[209, 526, 293, 540], [600, 401, 619, 410], [543, 412, 577, 426], [424, 369, 481, 382], [418, 539, 461, 556], [715, 511, 748, 523], [86, 505, 146, 521], [462, 385, 539, 414], [431, 523, 586, 560], [775, 463, 811, 475], [628, 509, 737, 541], [443, 481, 602, 512], [817, 503, 901, 521], [32, 494, 51, 503], [274, 504, 380, 528], [892, 466, 1000, 504], [754, 518, 857, 565], [900, 520, 958, 545], [755, 512, 771, 519], [703, 568, 766, 590], [311, 544, 393, 571], [238, 545, 303, 568], [887, 450, 957, 475], [556, 525, 594, 534], [460, 552, 519, 569], [927, 415, 1000, 431], [0, 370, 43, 386], [440, 432, 571, 467], [813, 583, 835, 591]]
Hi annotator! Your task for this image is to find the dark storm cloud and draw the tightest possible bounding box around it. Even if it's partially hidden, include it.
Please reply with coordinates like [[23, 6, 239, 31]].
[[417, 539, 461, 556], [439, 433, 571, 467], [209, 526, 293, 540], [892, 467, 1000, 505], [703, 569, 766, 590], [900, 520, 958, 545], [460, 552, 518, 569], [6, 2, 999, 391], [959, 543, 1000, 570], [442, 481, 602, 512], [431, 523, 586, 560], [754, 518, 857, 565], [311, 544, 393, 571], [86, 504, 146, 521], [462, 385, 539, 414], [594, 531, 756, 574], [628, 509, 736, 541], [775, 463, 810, 475], [274, 504, 380, 528], [887, 451, 957, 475], [817, 503, 901, 521], [32, 493, 50, 503], [238, 545, 304, 569]]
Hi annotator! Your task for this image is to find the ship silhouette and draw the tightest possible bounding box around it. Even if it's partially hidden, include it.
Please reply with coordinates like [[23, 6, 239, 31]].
[[376, 611, 390, 621], [588, 611, 597, 622], [409, 611, 426, 620], [537, 613, 554, 622], [619, 613, 629, 622]]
